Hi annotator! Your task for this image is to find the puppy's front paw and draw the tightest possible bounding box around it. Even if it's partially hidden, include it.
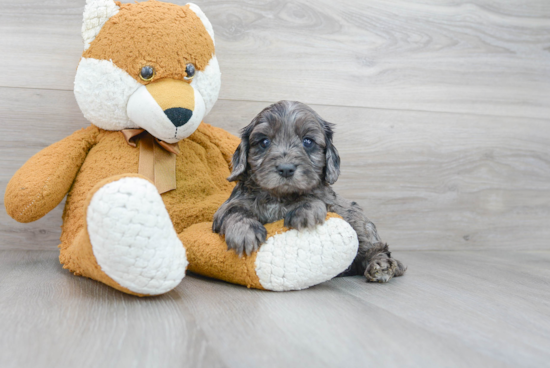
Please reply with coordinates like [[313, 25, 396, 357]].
[[224, 219, 267, 256], [365, 254, 406, 283], [284, 202, 327, 230]]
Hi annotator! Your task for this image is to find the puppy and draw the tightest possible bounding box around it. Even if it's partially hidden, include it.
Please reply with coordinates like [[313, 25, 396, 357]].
[[213, 101, 406, 282]]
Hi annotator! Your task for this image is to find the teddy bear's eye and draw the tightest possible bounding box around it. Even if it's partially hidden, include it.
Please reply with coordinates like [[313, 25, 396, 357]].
[[184, 63, 196, 81], [140, 66, 155, 82]]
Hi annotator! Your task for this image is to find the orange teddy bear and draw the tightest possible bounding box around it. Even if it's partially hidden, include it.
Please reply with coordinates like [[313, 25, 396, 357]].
[[5, 0, 358, 296]]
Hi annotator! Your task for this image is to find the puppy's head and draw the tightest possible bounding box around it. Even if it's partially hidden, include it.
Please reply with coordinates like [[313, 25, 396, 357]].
[[228, 101, 340, 196]]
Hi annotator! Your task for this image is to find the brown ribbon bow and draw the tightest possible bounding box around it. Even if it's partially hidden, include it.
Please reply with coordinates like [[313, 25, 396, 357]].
[[121, 129, 181, 194]]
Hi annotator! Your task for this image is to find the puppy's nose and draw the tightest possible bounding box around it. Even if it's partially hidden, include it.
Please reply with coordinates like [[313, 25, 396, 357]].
[[277, 164, 296, 178], [164, 107, 192, 127]]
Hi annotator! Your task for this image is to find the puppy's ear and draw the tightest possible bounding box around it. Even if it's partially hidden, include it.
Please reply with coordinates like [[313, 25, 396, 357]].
[[227, 122, 254, 182], [323, 121, 341, 185]]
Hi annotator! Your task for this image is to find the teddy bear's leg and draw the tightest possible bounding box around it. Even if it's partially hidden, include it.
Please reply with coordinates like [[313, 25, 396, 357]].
[[179, 214, 359, 291], [60, 175, 188, 296]]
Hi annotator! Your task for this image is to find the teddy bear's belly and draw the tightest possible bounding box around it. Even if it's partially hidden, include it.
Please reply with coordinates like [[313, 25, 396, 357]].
[[60, 130, 235, 246]]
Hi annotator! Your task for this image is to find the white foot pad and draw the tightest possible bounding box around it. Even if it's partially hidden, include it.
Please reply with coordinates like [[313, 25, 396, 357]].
[[87, 177, 188, 295], [255, 217, 359, 291]]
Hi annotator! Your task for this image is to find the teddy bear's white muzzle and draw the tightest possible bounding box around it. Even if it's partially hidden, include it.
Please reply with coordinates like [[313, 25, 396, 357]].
[[127, 81, 206, 144]]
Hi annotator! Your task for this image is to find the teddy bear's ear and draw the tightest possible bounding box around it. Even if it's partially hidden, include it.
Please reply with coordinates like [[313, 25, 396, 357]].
[[187, 3, 215, 45], [81, 0, 120, 51]]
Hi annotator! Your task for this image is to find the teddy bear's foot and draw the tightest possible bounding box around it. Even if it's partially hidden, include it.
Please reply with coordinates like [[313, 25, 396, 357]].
[[181, 214, 359, 291], [86, 176, 188, 295], [255, 215, 359, 291]]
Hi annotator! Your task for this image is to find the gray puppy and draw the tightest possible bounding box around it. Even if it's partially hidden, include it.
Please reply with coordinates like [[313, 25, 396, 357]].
[[213, 100, 406, 282]]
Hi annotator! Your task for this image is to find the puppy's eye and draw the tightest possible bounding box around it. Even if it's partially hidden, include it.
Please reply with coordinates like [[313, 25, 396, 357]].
[[140, 66, 155, 82], [259, 138, 271, 149], [303, 138, 314, 148], [184, 63, 196, 81]]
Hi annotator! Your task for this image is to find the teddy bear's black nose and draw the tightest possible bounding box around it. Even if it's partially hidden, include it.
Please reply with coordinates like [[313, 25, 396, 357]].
[[164, 108, 193, 127]]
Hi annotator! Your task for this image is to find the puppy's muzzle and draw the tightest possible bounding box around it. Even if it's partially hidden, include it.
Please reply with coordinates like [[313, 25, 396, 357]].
[[146, 79, 195, 127], [277, 163, 297, 178]]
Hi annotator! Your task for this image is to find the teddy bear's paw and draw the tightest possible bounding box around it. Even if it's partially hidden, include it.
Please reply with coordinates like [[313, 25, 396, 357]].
[[254, 216, 359, 291], [87, 177, 188, 295]]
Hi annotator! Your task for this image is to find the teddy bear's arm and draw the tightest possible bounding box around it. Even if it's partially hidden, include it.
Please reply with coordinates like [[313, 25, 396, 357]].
[[5, 126, 99, 223]]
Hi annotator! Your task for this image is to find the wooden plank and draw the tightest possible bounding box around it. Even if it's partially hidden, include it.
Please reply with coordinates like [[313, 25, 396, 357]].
[[0, 0, 549, 118], [333, 250, 550, 367], [1, 88, 549, 251], [1, 250, 549, 367]]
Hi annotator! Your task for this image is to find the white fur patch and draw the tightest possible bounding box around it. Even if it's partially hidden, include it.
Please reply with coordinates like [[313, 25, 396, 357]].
[[191, 56, 221, 116], [74, 58, 141, 130], [126, 85, 205, 143], [255, 218, 359, 291], [187, 3, 215, 45], [82, 0, 120, 50], [87, 177, 188, 295]]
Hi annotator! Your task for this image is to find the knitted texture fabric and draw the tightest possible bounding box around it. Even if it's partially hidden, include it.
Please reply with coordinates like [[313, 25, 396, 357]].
[[254, 216, 359, 291], [86, 176, 187, 295], [181, 213, 359, 291], [82, 0, 120, 50]]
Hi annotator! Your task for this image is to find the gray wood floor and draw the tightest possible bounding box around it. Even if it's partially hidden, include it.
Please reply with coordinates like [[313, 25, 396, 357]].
[[1, 0, 549, 367], [1, 250, 550, 368]]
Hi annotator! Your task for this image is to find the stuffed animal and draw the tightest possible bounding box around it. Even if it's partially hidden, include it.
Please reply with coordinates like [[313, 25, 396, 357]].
[[4, 0, 359, 296]]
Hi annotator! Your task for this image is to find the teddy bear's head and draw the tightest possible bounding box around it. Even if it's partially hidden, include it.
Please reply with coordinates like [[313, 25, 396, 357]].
[[74, 0, 220, 143]]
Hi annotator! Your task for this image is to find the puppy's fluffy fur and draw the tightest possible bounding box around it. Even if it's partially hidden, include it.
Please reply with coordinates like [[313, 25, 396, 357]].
[[213, 101, 406, 282]]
